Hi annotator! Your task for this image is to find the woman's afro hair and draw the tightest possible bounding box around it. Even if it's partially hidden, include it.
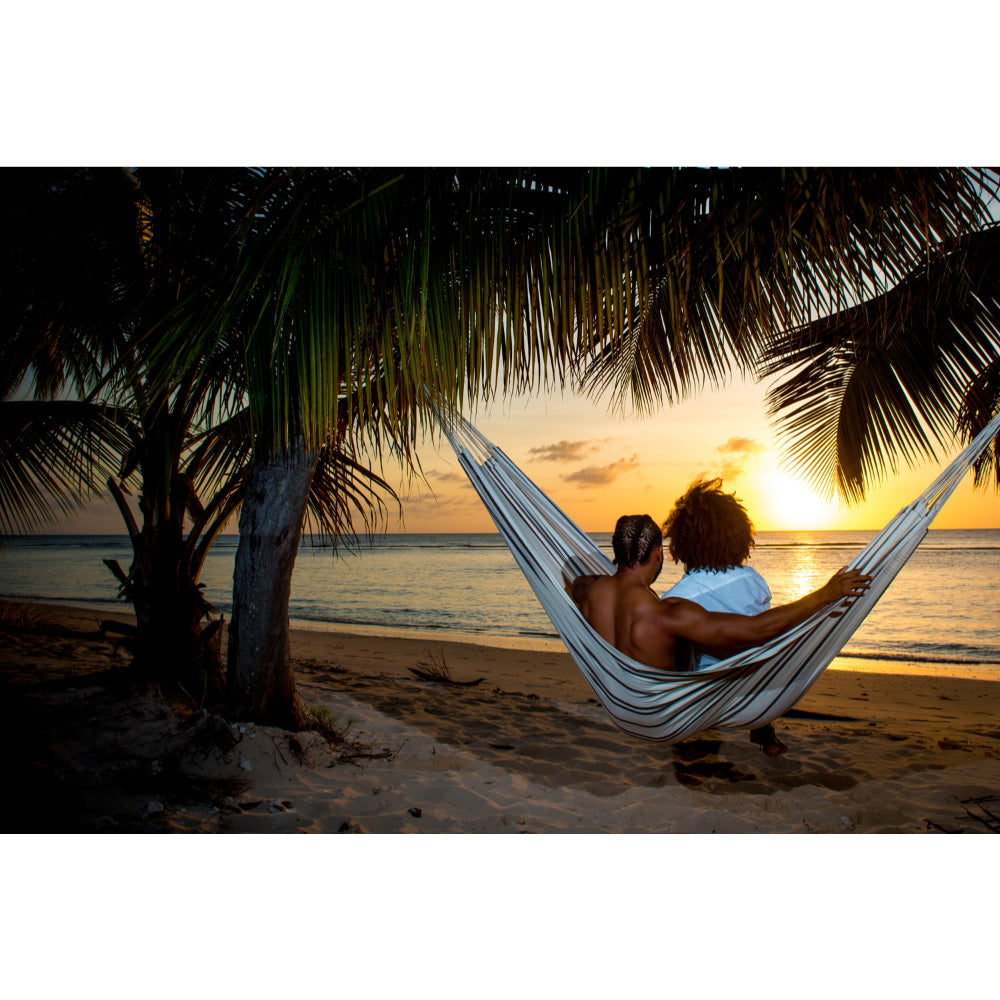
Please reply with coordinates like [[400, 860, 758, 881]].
[[661, 479, 755, 572]]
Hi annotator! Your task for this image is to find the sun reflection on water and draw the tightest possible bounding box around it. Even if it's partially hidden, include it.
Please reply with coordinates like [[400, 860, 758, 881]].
[[786, 547, 821, 602]]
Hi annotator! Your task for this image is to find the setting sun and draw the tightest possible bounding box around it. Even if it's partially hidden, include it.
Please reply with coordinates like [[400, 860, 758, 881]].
[[762, 472, 836, 530]]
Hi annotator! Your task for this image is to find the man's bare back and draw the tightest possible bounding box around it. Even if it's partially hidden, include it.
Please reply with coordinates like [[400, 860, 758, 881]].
[[573, 573, 680, 669]]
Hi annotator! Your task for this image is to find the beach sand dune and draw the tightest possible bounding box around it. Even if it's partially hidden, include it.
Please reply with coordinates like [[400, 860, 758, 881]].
[[2, 603, 998, 834]]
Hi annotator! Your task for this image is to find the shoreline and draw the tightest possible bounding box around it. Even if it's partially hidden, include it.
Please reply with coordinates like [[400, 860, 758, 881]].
[[2, 600, 998, 833], [6, 596, 1000, 682]]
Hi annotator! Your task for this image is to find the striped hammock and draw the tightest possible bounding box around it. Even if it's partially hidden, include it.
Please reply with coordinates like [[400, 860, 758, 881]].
[[441, 410, 1000, 743]]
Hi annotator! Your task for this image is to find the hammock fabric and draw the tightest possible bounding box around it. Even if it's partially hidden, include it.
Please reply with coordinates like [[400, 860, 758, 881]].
[[441, 410, 1000, 743]]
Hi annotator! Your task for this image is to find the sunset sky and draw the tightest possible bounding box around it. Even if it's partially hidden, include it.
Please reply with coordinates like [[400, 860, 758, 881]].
[[386, 376, 1000, 535]]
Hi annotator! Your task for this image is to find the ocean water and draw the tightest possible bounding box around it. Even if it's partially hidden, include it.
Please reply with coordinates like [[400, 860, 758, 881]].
[[2, 529, 998, 681]]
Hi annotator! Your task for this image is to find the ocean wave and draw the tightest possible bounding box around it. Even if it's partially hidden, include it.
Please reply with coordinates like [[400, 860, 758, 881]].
[[841, 647, 1000, 666], [6, 536, 132, 550], [758, 542, 867, 550], [0, 593, 124, 608], [288, 611, 496, 634], [906, 545, 1000, 552]]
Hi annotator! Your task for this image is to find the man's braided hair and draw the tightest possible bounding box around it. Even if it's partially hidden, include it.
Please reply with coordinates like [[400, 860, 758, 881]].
[[662, 479, 755, 573], [612, 514, 662, 568]]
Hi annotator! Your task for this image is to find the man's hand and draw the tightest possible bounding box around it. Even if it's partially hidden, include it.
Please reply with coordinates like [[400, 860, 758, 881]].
[[819, 567, 872, 604]]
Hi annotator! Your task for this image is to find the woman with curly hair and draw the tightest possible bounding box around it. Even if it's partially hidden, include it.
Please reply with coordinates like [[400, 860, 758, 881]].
[[661, 479, 786, 756]]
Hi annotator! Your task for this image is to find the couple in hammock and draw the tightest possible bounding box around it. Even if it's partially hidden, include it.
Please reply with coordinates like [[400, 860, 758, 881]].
[[571, 481, 872, 755]]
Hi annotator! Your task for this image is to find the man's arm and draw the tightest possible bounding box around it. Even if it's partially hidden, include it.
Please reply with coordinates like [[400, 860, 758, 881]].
[[659, 567, 871, 649]]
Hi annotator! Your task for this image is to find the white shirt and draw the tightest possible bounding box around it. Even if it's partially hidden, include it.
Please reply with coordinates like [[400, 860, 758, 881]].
[[662, 566, 771, 668]]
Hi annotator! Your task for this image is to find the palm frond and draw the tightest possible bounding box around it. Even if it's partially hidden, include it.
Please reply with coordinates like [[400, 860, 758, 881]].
[[957, 357, 1000, 488], [303, 442, 400, 548], [761, 222, 1000, 501], [0, 399, 134, 538], [576, 168, 998, 414], [140, 168, 600, 462]]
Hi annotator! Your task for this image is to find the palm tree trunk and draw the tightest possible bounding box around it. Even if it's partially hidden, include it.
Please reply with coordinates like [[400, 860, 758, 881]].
[[104, 477, 225, 699], [227, 439, 318, 728]]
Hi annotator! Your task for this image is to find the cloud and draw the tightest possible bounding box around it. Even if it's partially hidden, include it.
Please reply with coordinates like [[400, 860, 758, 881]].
[[397, 467, 474, 507], [429, 469, 468, 485], [710, 437, 766, 482], [561, 454, 639, 487], [716, 437, 765, 457], [529, 439, 611, 463], [403, 488, 480, 511]]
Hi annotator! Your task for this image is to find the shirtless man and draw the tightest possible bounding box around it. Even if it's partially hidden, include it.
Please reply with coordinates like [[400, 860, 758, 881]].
[[572, 513, 871, 674]]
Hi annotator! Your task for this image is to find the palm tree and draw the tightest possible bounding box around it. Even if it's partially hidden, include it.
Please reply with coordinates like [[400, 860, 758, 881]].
[[2, 168, 248, 689], [157, 167, 605, 726], [2, 168, 401, 701]]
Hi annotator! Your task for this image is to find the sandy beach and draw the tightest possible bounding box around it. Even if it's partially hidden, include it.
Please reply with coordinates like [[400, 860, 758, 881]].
[[2, 600, 998, 835]]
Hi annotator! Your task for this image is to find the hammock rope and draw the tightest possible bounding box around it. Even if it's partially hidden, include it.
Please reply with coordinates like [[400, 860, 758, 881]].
[[440, 409, 1000, 742]]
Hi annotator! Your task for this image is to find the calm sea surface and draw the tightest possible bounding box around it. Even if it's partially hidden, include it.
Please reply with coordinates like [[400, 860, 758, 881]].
[[2, 530, 999, 681]]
